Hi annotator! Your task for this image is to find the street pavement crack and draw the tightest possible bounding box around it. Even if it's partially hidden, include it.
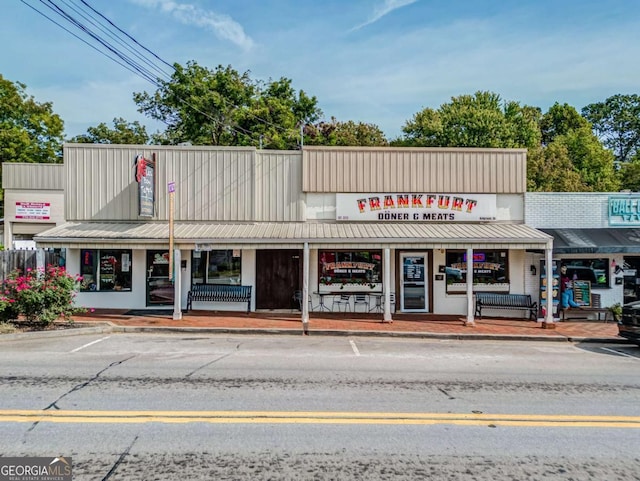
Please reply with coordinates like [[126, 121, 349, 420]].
[[22, 355, 137, 439], [185, 352, 233, 378], [101, 434, 139, 481]]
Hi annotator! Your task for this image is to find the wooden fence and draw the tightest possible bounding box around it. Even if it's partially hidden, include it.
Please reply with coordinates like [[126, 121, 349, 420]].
[[0, 249, 65, 282]]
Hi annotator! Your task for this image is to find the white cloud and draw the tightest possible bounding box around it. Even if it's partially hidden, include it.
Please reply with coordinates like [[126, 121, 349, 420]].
[[131, 0, 254, 50], [351, 0, 419, 31]]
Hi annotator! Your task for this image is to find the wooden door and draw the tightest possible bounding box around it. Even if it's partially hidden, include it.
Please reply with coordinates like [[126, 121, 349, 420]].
[[255, 249, 302, 310]]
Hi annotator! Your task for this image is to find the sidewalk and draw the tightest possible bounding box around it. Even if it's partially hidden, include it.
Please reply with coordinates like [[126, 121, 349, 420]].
[[66, 309, 625, 343]]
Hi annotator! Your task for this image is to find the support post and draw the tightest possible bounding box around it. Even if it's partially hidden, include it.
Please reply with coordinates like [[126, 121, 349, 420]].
[[465, 247, 475, 326], [302, 242, 310, 334], [383, 248, 392, 322], [173, 248, 182, 320], [542, 243, 555, 329]]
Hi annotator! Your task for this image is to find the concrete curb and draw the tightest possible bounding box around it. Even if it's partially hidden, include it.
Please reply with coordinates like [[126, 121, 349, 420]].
[[0, 323, 628, 344], [0, 324, 113, 342]]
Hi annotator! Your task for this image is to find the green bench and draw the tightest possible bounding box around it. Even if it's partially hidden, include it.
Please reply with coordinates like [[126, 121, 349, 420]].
[[186, 284, 252, 313], [475, 293, 537, 321]]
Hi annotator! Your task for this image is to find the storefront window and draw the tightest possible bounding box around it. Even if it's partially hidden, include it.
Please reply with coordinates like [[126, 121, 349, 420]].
[[191, 250, 241, 285], [560, 258, 608, 288], [318, 250, 382, 288], [80, 249, 132, 292], [445, 250, 509, 293]]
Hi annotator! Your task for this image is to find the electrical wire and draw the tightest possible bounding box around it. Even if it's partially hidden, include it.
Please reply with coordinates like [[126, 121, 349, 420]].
[[20, 0, 304, 145]]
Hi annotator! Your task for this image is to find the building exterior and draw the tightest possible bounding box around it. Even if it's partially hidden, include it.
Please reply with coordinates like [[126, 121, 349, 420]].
[[2, 163, 65, 249], [3, 144, 555, 324], [526, 192, 640, 314]]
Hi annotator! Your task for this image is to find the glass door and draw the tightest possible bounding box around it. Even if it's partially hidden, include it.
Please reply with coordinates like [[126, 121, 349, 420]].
[[400, 253, 428, 312], [146, 250, 174, 306]]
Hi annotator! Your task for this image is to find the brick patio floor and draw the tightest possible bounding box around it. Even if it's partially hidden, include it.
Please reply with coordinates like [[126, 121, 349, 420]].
[[71, 309, 622, 341]]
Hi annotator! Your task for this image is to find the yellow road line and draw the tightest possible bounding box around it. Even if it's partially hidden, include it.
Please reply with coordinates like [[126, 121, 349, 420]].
[[0, 410, 638, 428]]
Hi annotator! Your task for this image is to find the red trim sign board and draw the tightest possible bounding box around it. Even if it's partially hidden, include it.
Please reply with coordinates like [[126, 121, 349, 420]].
[[336, 193, 497, 222], [15, 202, 51, 220]]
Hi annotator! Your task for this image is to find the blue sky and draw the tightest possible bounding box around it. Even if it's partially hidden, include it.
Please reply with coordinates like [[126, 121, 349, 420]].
[[3, 0, 640, 141]]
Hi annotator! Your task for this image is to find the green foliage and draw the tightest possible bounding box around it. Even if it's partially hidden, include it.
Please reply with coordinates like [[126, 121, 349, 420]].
[[540, 103, 590, 145], [618, 158, 640, 191], [582, 94, 640, 164], [609, 303, 622, 322], [305, 117, 388, 146], [396, 91, 541, 149], [133, 62, 322, 149], [0, 265, 85, 325], [68, 117, 149, 144], [0, 74, 65, 163]]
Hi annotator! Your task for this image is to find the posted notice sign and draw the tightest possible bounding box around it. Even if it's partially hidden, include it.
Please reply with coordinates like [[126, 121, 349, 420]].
[[15, 202, 51, 220]]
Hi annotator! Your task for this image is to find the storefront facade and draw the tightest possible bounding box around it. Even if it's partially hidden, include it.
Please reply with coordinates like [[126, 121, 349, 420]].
[[14, 144, 554, 323], [525, 192, 640, 315]]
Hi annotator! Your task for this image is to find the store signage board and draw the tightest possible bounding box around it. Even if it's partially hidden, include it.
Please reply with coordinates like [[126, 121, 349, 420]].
[[608, 195, 640, 225], [135, 154, 155, 217], [336, 193, 497, 222], [15, 201, 51, 220]]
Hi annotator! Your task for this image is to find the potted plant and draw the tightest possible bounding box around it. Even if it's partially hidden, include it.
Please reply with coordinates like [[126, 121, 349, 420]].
[[609, 303, 622, 322]]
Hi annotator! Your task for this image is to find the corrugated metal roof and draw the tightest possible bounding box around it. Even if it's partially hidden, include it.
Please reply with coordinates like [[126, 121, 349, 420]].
[[35, 221, 552, 250]]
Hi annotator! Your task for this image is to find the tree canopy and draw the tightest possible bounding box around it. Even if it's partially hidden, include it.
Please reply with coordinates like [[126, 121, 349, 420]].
[[68, 117, 149, 144], [582, 94, 640, 165], [0, 75, 64, 164], [133, 62, 322, 150], [394, 91, 541, 149]]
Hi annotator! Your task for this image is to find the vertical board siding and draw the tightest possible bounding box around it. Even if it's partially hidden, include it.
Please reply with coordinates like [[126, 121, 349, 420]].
[[2, 163, 64, 190], [65, 145, 257, 222], [64, 145, 303, 223], [302, 147, 526, 193], [254, 151, 304, 222]]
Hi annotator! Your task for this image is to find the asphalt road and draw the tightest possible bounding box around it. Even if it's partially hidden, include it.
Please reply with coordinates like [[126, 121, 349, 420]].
[[1, 333, 639, 480]]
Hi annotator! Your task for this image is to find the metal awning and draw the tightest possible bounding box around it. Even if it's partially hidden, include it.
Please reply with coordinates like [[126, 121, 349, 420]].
[[541, 228, 640, 254], [34, 221, 552, 250]]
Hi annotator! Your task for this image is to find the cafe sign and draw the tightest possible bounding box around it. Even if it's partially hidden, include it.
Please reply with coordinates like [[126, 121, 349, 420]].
[[336, 193, 497, 222], [609, 195, 640, 225]]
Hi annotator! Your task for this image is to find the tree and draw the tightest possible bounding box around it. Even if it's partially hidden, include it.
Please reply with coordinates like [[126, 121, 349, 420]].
[[68, 117, 149, 144], [582, 94, 640, 164], [395, 91, 541, 149], [528, 127, 620, 192], [0, 75, 64, 164], [304, 117, 388, 146], [617, 158, 640, 191], [0, 75, 65, 215], [539, 102, 590, 145], [133, 62, 322, 149]]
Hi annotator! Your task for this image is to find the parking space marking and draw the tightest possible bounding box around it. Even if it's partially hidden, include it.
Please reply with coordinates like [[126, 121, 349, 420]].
[[600, 347, 640, 360], [70, 336, 111, 353], [349, 339, 360, 356]]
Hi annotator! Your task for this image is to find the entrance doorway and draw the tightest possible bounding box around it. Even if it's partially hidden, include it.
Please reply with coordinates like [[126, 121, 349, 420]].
[[146, 250, 174, 306], [255, 249, 302, 310], [400, 253, 428, 312]]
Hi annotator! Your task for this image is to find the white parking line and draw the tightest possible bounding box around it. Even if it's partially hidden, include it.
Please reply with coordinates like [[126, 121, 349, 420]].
[[349, 339, 360, 356], [70, 336, 111, 353], [601, 347, 640, 360]]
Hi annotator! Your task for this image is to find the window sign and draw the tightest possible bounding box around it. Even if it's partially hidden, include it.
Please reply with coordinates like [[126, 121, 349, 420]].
[[336, 193, 497, 222]]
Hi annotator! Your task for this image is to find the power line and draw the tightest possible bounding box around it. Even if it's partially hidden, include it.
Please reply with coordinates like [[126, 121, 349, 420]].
[[21, 0, 305, 145]]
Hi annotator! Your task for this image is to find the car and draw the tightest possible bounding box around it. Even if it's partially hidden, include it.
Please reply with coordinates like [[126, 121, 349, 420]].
[[564, 265, 598, 284], [619, 301, 640, 346]]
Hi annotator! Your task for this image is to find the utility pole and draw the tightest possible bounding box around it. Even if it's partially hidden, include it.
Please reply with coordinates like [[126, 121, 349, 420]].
[[300, 123, 304, 148]]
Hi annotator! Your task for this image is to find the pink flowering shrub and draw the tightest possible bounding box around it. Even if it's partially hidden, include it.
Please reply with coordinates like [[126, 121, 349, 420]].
[[1, 265, 85, 325]]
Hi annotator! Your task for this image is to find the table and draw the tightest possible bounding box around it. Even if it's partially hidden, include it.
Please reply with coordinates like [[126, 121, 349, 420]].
[[313, 292, 383, 312]]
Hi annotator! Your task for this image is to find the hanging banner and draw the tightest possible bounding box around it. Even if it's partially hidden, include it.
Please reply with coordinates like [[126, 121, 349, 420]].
[[135, 154, 156, 217]]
